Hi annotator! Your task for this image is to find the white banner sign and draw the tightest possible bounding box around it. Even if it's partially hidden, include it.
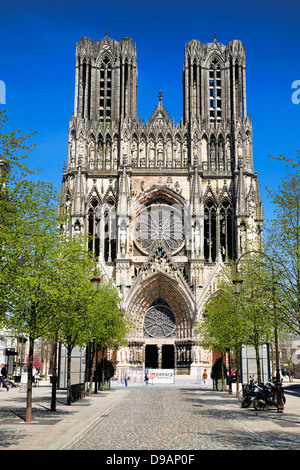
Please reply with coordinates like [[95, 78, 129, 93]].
[[148, 369, 175, 384]]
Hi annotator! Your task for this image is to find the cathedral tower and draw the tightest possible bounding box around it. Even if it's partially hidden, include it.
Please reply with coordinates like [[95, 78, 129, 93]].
[[73, 33, 137, 123]]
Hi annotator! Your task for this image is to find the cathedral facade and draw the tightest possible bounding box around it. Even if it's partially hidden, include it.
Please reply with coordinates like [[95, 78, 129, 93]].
[[59, 33, 263, 375]]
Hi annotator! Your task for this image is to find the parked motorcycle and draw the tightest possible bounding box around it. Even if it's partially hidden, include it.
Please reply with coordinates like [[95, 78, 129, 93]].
[[253, 378, 286, 411], [241, 376, 263, 408]]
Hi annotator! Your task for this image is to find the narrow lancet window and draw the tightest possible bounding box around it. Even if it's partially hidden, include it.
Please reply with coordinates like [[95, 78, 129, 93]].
[[88, 199, 100, 258], [104, 203, 116, 262], [209, 58, 222, 122], [99, 56, 112, 122], [220, 199, 232, 261], [204, 199, 217, 262]]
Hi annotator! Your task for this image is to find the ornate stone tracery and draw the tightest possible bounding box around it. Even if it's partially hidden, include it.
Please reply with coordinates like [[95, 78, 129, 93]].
[[144, 299, 176, 338]]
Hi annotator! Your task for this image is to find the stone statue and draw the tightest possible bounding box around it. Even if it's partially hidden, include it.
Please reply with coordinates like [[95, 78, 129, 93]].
[[120, 225, 127, 256]]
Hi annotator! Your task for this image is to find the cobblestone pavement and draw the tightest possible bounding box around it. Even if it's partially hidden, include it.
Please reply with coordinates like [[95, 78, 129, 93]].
[[1, 379, 300, 451], [63, 382, 291, 451]]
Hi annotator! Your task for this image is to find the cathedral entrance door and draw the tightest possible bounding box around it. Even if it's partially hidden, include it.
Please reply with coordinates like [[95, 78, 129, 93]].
[[162, 344, 174, 369], [145, 344, 158, 369]]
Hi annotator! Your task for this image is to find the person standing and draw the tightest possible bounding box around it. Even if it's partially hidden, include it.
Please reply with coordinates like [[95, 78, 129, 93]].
[[202, 369, 208, 388], [1, 364, 7, 377]]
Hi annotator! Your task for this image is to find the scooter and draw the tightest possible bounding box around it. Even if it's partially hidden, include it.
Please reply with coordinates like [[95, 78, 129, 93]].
[[253, 378, 286, 411]]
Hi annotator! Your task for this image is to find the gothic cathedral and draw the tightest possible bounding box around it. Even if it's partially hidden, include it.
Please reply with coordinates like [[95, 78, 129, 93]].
[[59, 33, 263, 375]]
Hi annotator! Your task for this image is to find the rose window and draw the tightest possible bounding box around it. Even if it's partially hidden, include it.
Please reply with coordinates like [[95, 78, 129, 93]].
[[134, 201, 184, 255], [144, 299, 176, 338]]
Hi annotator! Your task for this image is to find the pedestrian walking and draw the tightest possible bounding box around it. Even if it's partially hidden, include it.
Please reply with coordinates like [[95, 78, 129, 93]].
[[124, 375, 128, 387], [201, 369, 208, 389], [145, 374, 149, 385]]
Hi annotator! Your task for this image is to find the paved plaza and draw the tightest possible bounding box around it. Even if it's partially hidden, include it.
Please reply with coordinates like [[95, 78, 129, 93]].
[[1, 377, 300, 451], [63, 383, 273, 450]]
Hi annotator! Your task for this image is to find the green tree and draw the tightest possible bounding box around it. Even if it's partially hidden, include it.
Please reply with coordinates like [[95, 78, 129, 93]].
[[86, 279, 131, 391], [4, 195, 64, 422], [236, 254, 275, 383], [50, 232, 97, 405], [2, 190, 63, 421], [266, 151, 300, 335], [0, 111, 71, 421], [96, 358, 115, 388], [196, 281, 246, 395], [197, 255, 276, 387], [0, 110, 38, 321]]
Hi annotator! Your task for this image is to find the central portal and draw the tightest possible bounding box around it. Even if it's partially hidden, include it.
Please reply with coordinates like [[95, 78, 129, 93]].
[[145, 344, 175, 369], [144, 298, 176, 370]]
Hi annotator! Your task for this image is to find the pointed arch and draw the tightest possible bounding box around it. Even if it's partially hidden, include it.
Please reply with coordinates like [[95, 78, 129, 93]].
[[219, 197, 233, 261], [103, 185, 117, 206], [87, 185, 101, 206], [207, 53, 224, 69], [204, 196, 217, 262], [87, 197, 100, 258], [203, 180, 217, 204], [103, 200, 116, 262], [127, 271, 195, 340]]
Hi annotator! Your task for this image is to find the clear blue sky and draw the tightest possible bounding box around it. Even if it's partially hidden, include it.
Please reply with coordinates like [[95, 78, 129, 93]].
[[1, 0, 300, 222]]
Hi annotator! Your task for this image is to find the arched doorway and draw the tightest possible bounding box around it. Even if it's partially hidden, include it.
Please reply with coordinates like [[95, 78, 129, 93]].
[[127, 271, 195, 374], [144, 299, 176, 369]]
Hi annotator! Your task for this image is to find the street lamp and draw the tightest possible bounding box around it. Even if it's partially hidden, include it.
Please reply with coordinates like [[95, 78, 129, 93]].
[[233, 250, 284, 413], [233, 278, 243, 295], [91, 273, 100, 291]]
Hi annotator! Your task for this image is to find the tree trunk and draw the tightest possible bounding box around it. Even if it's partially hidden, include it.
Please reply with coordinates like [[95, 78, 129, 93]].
[[66, 344, 72, 405], [254, 330, 262, 384], [235, 349, 241, 398], [88, 343, 95, 397], [101, 354, 105, 391], [50, 330, 58, 411], [94, 351, 98, 394], [297, 197, 300, 332], [227, 350, 232, 395], [26, 334, 35, 423], [255, 347, 262, 384], [221, 352, 226, 392]]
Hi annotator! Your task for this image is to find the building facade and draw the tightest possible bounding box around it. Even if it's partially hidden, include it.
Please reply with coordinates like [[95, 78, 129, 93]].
[[59, 33, 263, 376]]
